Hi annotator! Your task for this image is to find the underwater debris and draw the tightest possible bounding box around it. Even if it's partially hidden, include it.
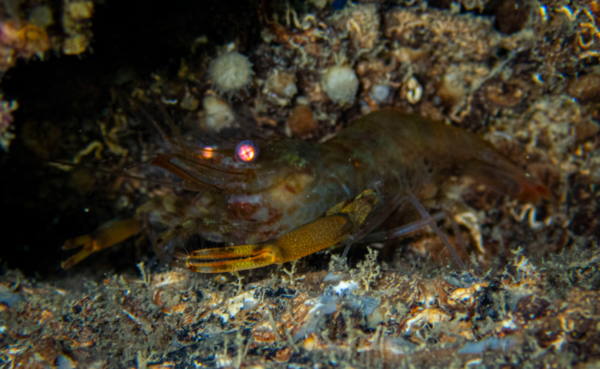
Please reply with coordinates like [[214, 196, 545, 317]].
[[28, 5, 54, 29], [0, 20, 49, 72], [263, 69, 298, 106], [403, 76, 422, 105], [0, 97, 17, 151], [286, 103, 317, 138], [370, 83, 390, 104], [568, 73, 600, 103], [0, 0, 94, 71], [329, 3, 380, 52], [62, 0, 94, 55], [353, 247, 381, 292], [436, 64, 467, 108]]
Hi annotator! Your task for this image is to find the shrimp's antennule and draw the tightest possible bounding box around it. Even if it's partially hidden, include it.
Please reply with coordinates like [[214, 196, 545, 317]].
[[150, 153, 246, 191]]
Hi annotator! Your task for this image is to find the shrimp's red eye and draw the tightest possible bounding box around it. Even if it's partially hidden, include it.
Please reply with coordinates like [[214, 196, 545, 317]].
[[235, 140, 259, 162]]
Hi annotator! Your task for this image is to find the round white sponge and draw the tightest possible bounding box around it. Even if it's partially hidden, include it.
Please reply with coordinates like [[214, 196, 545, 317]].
[[209, 51, 253, 95], [322, 65, 359, 104]]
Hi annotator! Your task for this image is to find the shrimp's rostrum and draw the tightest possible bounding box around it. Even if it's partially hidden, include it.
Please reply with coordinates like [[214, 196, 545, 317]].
[[62, 109, 549, 272]]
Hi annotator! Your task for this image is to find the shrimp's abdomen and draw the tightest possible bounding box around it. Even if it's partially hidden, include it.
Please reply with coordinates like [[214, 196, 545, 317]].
[[328, 109, 549, 203]]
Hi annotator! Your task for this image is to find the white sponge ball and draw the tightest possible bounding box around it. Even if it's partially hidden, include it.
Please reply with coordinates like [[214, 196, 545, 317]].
[[322, 65, 359, 104], [209, 51, 253, 96]]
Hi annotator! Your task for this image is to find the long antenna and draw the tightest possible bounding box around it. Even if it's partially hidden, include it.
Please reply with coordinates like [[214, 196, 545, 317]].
[[115, 45, 191, 154], [130, 69, 190, 153]]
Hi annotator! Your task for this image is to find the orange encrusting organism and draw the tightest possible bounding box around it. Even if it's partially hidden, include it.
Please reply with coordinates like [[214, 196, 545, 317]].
[[62, 109, 549, 272]]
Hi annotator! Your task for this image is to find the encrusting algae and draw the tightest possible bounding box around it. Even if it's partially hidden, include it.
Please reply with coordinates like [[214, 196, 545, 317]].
[[1, 0, 600, 368]]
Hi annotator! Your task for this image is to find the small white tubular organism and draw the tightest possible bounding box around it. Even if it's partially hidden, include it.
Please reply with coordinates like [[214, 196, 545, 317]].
[[203, 95, 236, 132]]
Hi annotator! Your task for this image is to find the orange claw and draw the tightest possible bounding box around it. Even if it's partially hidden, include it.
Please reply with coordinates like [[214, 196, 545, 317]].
[[185, 189, 378, 273], [62, 218, 142, 269]]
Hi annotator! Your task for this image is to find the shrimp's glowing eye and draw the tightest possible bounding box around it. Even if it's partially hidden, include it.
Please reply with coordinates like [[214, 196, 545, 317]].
[[235, 140, 259, 162]]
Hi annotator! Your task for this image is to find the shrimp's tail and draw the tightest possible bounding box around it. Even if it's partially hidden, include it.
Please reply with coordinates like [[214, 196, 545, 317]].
[[462, 158, 550, 203]]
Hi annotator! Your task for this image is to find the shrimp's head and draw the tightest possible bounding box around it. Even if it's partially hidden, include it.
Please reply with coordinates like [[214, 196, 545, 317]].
[[155, 138, 329, 239], [192, 139, 318, 194]]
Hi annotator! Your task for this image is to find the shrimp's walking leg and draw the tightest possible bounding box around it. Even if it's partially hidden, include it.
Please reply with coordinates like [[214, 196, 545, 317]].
[[360, 212, 446, 243], [62, 218, 142, 269], [405, 192, 466, 269], [341, 192, 406, 258], [186, 189, 378, 273]]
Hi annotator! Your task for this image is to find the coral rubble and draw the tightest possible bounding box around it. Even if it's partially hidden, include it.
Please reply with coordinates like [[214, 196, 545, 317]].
[[2, 248, 600, 367]]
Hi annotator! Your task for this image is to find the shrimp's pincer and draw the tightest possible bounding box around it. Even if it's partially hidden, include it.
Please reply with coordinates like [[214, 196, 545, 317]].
[[185, 189, 377, 273]]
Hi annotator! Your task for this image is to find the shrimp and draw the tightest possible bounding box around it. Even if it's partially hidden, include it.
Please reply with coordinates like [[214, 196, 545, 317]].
[[62, 109, 549, 273]]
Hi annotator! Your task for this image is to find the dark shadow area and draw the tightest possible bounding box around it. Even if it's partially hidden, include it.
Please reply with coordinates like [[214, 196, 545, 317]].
[[0, 0, 261, 279]]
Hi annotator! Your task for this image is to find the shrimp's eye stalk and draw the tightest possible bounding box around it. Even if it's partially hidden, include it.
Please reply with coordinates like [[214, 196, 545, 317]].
[[235, 140, 259, 162]]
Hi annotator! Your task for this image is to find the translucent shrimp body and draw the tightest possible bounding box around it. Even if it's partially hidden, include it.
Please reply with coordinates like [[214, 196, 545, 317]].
[[62, 109, 548, 272]]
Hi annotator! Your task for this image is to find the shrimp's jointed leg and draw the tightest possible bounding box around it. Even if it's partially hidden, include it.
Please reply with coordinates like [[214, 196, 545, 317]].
[[62, 218, 142, 269], [185, 189, 378, 273], [360, 211, 447, 243], [406, 192, 466, 269]]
